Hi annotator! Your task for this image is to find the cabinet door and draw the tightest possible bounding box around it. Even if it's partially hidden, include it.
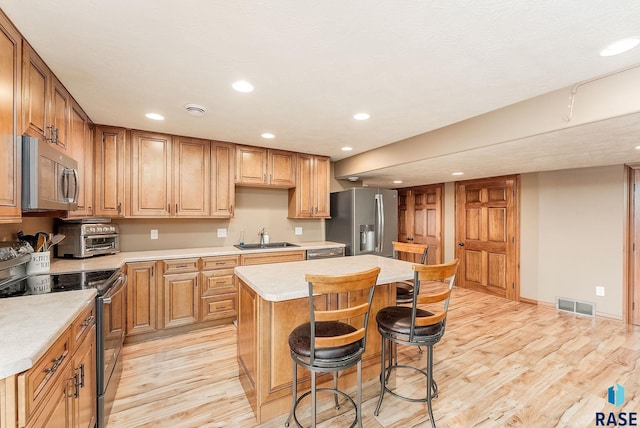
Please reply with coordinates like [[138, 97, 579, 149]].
[[313, 155, 330, 217], [211, 142, 235, 217], [268, 149, 296, 188], [126, 262, 157, 335], [22, 42, 50, 140], [130, 131, 172, 217], [72, 325, 96, 428], [291, 153, 315, 218], [0, 12, 21, 220], [200, 269, 236, 297], [66, 101, 91, 217], [162, 272, 199, 329], [51, 76, 70, 151], [174, 136, 209, 217], [94, 126, 126, 217], [27, 364, 72, 428], [235, 145, 267, 185]]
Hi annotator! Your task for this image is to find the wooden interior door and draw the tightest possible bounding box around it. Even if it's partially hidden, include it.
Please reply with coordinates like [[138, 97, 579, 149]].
[[397, 184, 443, 265], [455, 175, 519, 300], [629, 167, 640, 325]]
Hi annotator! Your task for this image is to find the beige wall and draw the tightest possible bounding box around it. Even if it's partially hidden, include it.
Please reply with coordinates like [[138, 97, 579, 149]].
[[441, 165, 625, 319], [115, 187, 324, 251]]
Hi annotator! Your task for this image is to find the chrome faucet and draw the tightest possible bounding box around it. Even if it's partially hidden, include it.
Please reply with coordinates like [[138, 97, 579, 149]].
[[258, 228, 266, 247]]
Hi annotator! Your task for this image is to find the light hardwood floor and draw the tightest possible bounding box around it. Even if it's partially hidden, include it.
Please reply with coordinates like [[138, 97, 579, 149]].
[[108, 288, 640, 427]]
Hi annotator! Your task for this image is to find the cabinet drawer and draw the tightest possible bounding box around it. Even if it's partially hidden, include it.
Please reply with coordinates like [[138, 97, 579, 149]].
[[201, 269, 236, 297], [201, 294, 237, 322], [71, 301, 96, 352], [163, 258, 199, 274], [18, 328, 71, 425], [240, 250, 306, 266], [201, 255, 239, 270]]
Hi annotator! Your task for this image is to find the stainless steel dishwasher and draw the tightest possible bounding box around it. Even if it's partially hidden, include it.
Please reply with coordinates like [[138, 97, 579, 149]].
[[306, 247, 345, 259]]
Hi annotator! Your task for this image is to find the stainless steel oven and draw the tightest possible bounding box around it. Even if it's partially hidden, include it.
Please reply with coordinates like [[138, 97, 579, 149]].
[[96, 270, 127, 428]]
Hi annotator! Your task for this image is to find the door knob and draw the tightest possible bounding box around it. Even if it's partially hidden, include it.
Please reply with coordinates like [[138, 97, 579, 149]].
[[458, 242, 465, 247]]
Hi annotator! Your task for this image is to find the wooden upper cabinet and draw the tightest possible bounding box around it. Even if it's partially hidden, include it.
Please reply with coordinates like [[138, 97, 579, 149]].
[[0, 11, 22, 221], [174, 136, 210, 217], [66, 101, 93, 218], [235, 145, 296, 188], [130, 130, 172, 217], [22, 42, 49, 139], [22, 42, 70, 151], [211, 142, 235, 217], [288, 153, 330, 218], [94, 126, 126, 217]]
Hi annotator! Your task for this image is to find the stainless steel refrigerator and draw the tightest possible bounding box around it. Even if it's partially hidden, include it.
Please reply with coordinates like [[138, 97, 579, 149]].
[[326, 188, 398, 257]]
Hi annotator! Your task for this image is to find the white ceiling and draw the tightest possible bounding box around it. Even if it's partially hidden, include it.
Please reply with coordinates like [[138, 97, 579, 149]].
[[2, 1, 640, 184]]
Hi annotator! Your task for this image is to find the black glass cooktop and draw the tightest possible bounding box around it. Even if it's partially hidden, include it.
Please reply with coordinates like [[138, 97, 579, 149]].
[[0, 269, 118, 299]]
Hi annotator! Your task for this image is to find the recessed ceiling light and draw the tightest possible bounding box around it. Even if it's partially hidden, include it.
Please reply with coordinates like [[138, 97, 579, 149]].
[[184, 103, 206, 116], [353, 112, 370, 121], [347, 176, 360, 182], [261, 133, 275, 139], [342, 146, 353, 151], [635, 145, 640, 150], [600, 37, 640, 56], [145, 113, 164, 121], [393, 180, 403, 184], [452, 172, 464, 176], [232, 80, 254, 93]]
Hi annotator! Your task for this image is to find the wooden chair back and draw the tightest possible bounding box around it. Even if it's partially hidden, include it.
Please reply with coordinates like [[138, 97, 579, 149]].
[[392, 241, 428, 265], [305, 267, 381, 350], [410, 259, 459, 330]]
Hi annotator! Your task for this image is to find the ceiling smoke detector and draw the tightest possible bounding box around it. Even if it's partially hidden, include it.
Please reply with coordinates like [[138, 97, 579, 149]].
[[347, 176, 360, 182], [184, 104, 206, 116]]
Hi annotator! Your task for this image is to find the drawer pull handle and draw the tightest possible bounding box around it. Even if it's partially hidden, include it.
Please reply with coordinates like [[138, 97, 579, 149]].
[[216, 305, 227, 310], [70, 372, 80, 398], [81, 315, 95, 328], [78, 363, 85, 387], [45, 351, 67, 374]]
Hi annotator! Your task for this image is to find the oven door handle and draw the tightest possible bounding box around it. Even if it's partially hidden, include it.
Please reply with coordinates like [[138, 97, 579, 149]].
[[101, 275, 126, 304]]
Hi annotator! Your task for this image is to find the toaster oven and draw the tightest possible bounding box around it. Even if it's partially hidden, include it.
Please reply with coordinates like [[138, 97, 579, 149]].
[[56, 222, 120, 258]]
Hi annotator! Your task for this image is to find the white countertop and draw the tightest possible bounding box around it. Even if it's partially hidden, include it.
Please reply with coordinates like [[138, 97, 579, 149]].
[[235, 255, 415, 301], [49, 241, 344, 273], [0, 289, 96, 379]]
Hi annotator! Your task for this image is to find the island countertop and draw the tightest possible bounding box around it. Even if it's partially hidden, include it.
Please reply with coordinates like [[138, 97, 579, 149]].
[[234, 254, 414, 301], [0, 289, 96, 379]]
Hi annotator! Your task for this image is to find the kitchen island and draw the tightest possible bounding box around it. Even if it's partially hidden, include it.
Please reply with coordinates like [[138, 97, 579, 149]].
[[234, 255, 415, 424]]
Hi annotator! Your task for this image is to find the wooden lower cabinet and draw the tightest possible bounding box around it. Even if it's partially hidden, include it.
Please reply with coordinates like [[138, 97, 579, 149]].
[[13, 301, 96, 428], [162, 272, 200, 329], [237, 279, 394, 423], [240, 250, 305, 266], [126, 262, 157, 336], [200, 255, 239, 322]]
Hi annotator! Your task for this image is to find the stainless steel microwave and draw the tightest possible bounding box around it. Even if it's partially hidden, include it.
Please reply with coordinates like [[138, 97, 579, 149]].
[[21, 135, 79, 211]]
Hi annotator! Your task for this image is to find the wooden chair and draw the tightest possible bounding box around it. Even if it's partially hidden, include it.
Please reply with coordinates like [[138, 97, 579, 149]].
[[392, 241, 429, 304], [285, 267, 381, 428], [374, 259, 459, 428]]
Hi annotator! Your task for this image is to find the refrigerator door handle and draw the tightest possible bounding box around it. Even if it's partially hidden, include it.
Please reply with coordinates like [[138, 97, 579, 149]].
[[375, 194, 384, 254]]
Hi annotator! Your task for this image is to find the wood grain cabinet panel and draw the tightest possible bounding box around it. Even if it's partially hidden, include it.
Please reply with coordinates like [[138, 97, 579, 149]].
[[236, 145, 296, 188], [174, 136, 210, 217], [0, 11, 21, 221], [126, 262, 157, 336], [66, 101, 93, 218], [22, 42, 71, 152], [288, 153, 330, 218], [130, 131, 172, 217], [211, 141, 235, 217], [240, 251, 306, 266], [162, 272, 200, 329], [200, 255, 239, 322], [94, 126, 126, 217]]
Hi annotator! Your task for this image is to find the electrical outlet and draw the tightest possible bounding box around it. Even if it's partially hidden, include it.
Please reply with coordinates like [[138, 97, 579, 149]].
[[150, 229, 158, 240], [217, 228, 227, 238], [295, 227, 303, 236], [596, 286, 605, 297]]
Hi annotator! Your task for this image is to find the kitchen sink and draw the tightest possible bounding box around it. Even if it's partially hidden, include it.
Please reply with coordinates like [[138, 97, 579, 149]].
[[233, 242, 300, 250]]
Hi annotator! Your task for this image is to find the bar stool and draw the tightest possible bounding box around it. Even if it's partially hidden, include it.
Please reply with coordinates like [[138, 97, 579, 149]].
[[285, 267, 381, 428], [391, 241, 429, 304], [374, 259, 459, 428]]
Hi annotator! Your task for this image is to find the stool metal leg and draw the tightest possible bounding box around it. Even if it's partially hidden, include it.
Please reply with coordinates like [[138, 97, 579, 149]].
[[357, 359, 363, 428], [426, 345, 436, 428], [333, 372, 339, 410], [374, 336, 387, 416], [285, 361, 297, 427], [311, 371, 317, 427]]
